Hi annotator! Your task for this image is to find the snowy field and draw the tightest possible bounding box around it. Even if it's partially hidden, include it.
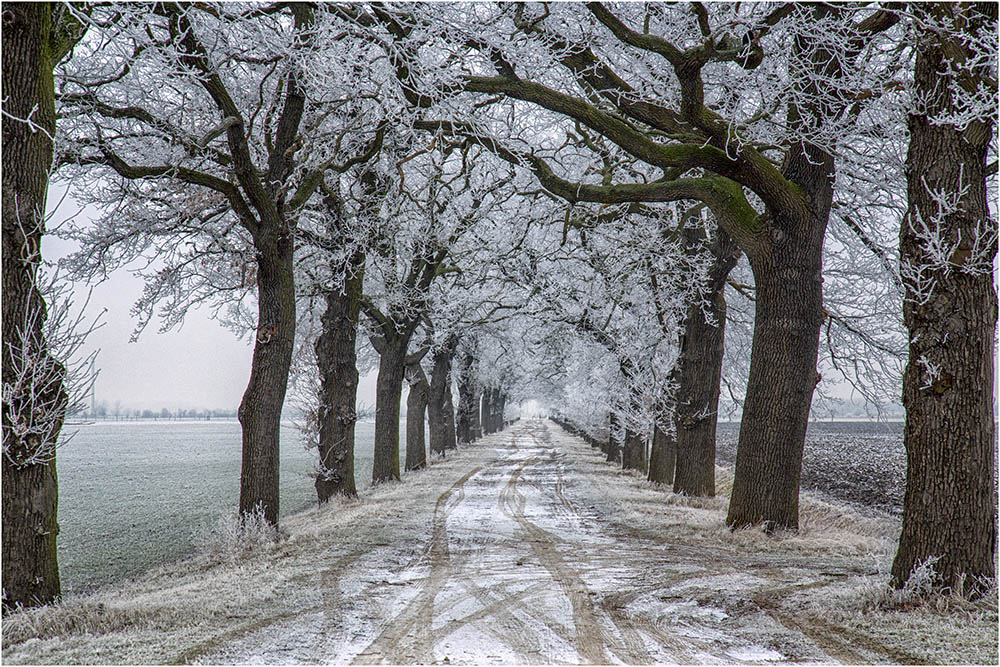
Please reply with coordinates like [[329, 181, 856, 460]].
[[5, 420, 995, 665], [55, 420, 383, 595]]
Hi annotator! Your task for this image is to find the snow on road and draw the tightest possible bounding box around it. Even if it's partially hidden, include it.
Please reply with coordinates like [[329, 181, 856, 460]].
[[195, 420, 858, 664]]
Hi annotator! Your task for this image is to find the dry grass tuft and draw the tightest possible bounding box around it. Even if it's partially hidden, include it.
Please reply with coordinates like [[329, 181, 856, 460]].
[[855, 555, 1000, 617], [194, 505, 280, 564], [2, 599, 153, 645]]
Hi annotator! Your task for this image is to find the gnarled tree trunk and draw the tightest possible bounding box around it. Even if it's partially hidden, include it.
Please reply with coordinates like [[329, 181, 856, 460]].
[[495, 393, 506, 431], [647, 423, 676, 486], [726, 8, 837, 531], [314, 257, 363, 501], [622, 427, 646, 472], [238, 236, 296, 523], [372, 340, 406, 484], [2, 3, 81, 611], [606, 411, 622, 464], [456, 352, 479, 444], [890, 2, 997, 595], [427, 340, 455, 455], [405, 361, 429, 471], [672, 230, 739, 496], [726, 216, 827, 530]]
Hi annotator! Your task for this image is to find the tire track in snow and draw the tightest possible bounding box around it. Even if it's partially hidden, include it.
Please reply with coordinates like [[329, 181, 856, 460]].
[[177, 549, 366, 664], [497, 454, 611, 664], [352, 464, 485, 664]]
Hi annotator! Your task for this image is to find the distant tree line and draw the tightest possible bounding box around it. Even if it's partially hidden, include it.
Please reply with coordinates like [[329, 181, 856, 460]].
[[81, 403, 239, 421]]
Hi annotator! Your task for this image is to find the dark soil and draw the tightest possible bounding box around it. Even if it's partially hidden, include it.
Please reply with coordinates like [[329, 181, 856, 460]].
[[715, 421, 905, 516]]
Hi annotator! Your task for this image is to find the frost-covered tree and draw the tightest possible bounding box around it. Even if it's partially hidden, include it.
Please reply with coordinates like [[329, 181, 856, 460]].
[[292, 142, 386, 501], [425, 332, 458, 455], [890, 3, 997, 596], [364, 2, 906, 529], [379, 145, 542, 456], [2, 2, 86, 611], [359, 142, 514, 483], [56, 4, 329, 524]]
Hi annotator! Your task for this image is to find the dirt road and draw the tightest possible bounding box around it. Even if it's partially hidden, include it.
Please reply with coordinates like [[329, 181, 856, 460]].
[[5, 419, 994, 665], [194, 419, 927, 665]]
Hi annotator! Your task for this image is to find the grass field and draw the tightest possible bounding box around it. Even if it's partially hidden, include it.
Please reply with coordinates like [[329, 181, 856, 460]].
[[55, 419, 383, 595]]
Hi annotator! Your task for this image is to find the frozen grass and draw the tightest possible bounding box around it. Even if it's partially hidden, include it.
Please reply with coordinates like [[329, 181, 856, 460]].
[[855, 555, 1000, 616], [562, 430, 996, 665], [1, 439, 484, 666], [53, 420, 392, 595], [1, 599, 156, 646], [194, 505, 280, 564], [54, 421, 321, 594]]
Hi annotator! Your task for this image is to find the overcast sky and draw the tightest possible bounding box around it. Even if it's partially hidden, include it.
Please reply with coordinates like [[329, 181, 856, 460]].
[[44, 186, 379, 412]]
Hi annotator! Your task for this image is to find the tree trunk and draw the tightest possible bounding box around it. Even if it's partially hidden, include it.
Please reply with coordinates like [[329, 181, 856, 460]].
[[470, 388, 482, 440], [647, 424, 676, 486], [725, 221, 826, 530], [313, 256, 363, 502], [443, 376, 457, 450], [405, 362, 429, 471], [495, 393, 506, 431], [372, 342, 406, 484], [238, 234, 296, 524], [890, 3, 997, 595], [480, 387, 493, 435], [673, 231, 739, 496], [455, 353, 473, 444], [456, 352, 480, 444], [427, 342, 454, 456], [606, 411, 622, 464], [2, 3, 80, 610], [622, 428, 646, 472], [479, 387, 493, 435], [725, 8, 836, 531]]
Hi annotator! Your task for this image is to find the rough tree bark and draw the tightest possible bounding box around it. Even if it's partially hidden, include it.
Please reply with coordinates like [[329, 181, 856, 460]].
[[404, 359, 429, 471], [1, 2, 82, 612], [725, 206, 829, 530], [647, 423, 676, 487], [621, 427, 646, 472], [456, 351, 479, 444], [314, 254, 364, 501], [238, 238, 296, 522], [890, 2, 997, 595], [726, 6, 839, 530], [494, 392, 506, 431], [606, 411, 622, 464], [671, 229, 741, 496], [427, 337, 456, 455], [427, 345, 450, 454], [469, 388, 482, 440], [371, 336, 408, 484]]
